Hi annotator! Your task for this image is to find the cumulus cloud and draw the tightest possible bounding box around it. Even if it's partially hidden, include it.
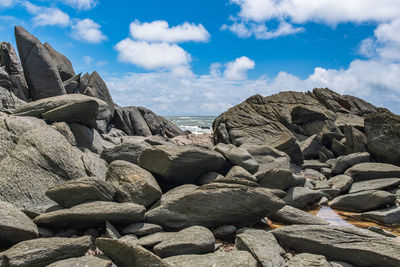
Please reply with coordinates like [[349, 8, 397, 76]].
[[0, 0, 13, 7], [71, 19, 107, 43], [61, 0, 97, 10], [224, 56, 255, 80], [23, 2, 70, 26], [129, 20, 210, 43]]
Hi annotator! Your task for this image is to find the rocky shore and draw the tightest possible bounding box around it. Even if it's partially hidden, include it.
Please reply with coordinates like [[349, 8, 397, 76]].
[[0, 26, 400, 267]]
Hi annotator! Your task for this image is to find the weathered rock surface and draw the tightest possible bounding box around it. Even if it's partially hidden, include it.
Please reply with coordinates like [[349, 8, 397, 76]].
[[286, 253, 332, 267], [122, 223, 163, 237], [139, 145, 227, 184], [83, 71, 115, 117], [348, 178, 400, 194], [153, 226, 215, 258], [112, 106, 152, 136], [1, 236, 92, 267], [15, 26, 65, 100], [331, 152, 371, 175], [272, 225, 400, 267], [146, 185, 285, 229], [106, 160, 162, 206], [329, 190, 396, 212], [258, 168, 304, 190], [214, 143, 258, 174], [47, 255, 112, 267], [344, 163, 400, 182], [45, 178, 116, 208], [0, 201, 38, 246], [359, 206, 400, 225], [34, 201, 145, 228], [235, 228, 285, 266], [101, 137, 152, 164], [300, 134, 322, 159], [284, 187, 323, 209], [138, 232, 174, 247], [268, 205, 329, 225], [138, 106, 184, 138], [225, 166, 257, 182], [44, 42, 75, 81]]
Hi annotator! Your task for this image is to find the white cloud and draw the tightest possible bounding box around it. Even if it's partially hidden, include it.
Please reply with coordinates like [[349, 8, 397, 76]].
[[71, 19, 107, 44], [23, 2, 70, 26], [129, 20, 210, 43], [61, 0, 97, 10], [224, 56, 255, 80], [0, 0, 13, 7], [83, 56, 93, 64], [115, 39, 191, 70]]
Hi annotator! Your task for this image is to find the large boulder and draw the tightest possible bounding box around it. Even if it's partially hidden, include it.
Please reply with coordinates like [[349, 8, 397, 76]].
[[138, 144, 227, 184], [272, 225, 400, 267], [348, 178, 400, 194], [329, 190, 396, 212], [145, 184, 285, 229], [365, 108, 400, 166], [344, 162, 400, 182], [14, 26, 66, 100], [112, 106, 152, 136], [258, 168, 304, 190], [283, 187, 323, 209], [267, 205, 329, 225], [101, 137, 152, 164], [331, 152, 371, 175], [83, 71, 115, 117], [44, 42, 75, 81], [358, 206, 400, 225], [214, 143, 259, 174]]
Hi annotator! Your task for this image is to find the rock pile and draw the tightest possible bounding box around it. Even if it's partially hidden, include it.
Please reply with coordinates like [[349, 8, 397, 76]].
[[0, 25, 400, 266]]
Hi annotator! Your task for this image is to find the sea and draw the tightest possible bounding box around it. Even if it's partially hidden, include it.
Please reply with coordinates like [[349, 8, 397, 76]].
[[166, 116, 216, 134]]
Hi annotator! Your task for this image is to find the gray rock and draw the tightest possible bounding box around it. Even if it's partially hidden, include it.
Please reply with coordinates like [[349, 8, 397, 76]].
[[44, 42, 75, 81], [319, 151, 328, 163], [15, 26, 66, 100], [1, 236, 92, 267], [300, 134, 322, 159], [0, 200, 38, 246], [122, 223, 163, 237], [0, 86, 25, 111], [268, 205, 329, 225], [344, 125, 368, 154], [328, 175, 353, 193], [112, 106, 152, 136], [291, 105, 330, 124], [320, 167, 332, 177], [62, 73, 80, 93], [329, 190, 396, 212], [273, 225, 400, 267], [138, 232, 174, 247], [101, 138, 152, 164], [258, 168, 305, 190], [95, 237, 171, 267], [138, 144, 227, 184], [213, 225, 237, 238], [344, 162, 400, 182], [284, 187, 323, 209], [34, 201, 145, 228], [145, 185, 285, 229], [83, 71, 115, 117], [70, 123, 106, 154], [119, 234, 139, 245], [82, 150, 108, 181], [349, 178, 400, 194], [197, 171, 224, 185], [47, 255, 112, 267], [320, 146, 334, 159], [45, 178, 116, 208], [106, 160, 161, 207], [235, 228, 285, 267], [331, 152, 371, 175], [105, 221, 121, 239], [152, 184, 198, 209], [331, 139, 347, 157], [51, 121, 76, 146], [302, 160, 330, 171], [359, 206, 400, 225], [225, 166, 257, 182], [164, 250, 257, 267], [214, 143, 259, 174], [153, 226, 215, 258], [286, 253, 331, 267], [367, 226, 397, 237]]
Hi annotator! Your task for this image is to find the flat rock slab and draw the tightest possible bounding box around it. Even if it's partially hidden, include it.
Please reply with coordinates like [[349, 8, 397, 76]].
[[1, 236, 92, 267], [272, 225, 400, 267], [329, 190, 396, 212], [331, 152, 370, 174], [344, 163, 400, 182], [45, 178, 116, 208], [235, 228, 285, 266], [122, 223, 163, 237], [138, 144, 227, 184], [284, 187, 323, 209], [101, 139, 152, 164], [95, 237, 171, 267], [258, 168, 304, 191], [153, 226, 215, 258], [47, 255, 112, 267], [164, 251, 257, 267], [348, 178, 400, 194], [34, 201, 145, 228], [268, 205, 329, 225], [358, 206, 400, 225], [145, 185, 285, 230], [0, 201, 38, 246]]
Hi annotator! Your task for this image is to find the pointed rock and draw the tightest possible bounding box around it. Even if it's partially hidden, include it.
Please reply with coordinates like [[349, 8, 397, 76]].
[[44, 42, 76, 81]]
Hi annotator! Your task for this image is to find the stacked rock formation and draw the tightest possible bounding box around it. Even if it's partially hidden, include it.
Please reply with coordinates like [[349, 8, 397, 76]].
[[0, 25, 400, 267]]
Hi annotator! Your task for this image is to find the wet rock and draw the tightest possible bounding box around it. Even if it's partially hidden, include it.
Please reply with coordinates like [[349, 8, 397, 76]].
[[258, 168, 305, 190], [47, 255, 112, 267], [122, 223, 163, 237], [284, 187, 324, 209], [45, 178, 116, 208], [214, 143, 258, 174], [331, 152, 371, 175], [344, 163, 400, 182], [268, 205, 329, 225], [348, 178, 400, 194], [359, 206, 400, 225], [329, 190, 396, 212]]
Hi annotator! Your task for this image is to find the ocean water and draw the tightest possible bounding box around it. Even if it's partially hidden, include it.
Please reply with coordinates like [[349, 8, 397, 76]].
[[166, 116, 216, 134]]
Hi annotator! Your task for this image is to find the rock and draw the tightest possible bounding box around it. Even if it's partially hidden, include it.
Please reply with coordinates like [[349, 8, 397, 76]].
[[348, 178, 400, 194], [95, 237, 171, 267], [344, 162, 400, 182], [151, 184, 198, 209], [329, 190, 396, 212], [302, 169, 326, 181], [63, 73, 80, 93], [300, 134, 322, 159], [44, 42, 75, 81], [320, 167, 332, 177], [1, 236, 92, 267], [51, 121, 76, 146], [225, 166, 257, 182], [267, 133, 304, 164], [214, 143, 259, 174], [214, 176, 259, 187], [138, 144, 227, 184], [365, 108, 400, 166], [291, 105, 330, 124], [47, 255, 112, 267], [138, 232, 174, 247], [302, 160, 330, 171], [101, 138, 152, 164], [112, 106, 152, 136], [197, 171, 224, 185], [367, 226, 397, 237], [70, 123, 106, 154], [286, 253, 331, 267], [45, 178, 116, 208], [153, 226, 215, 258], [0, 200, 38, 246], [268, 205, 329, 225], [344, 125, 368, 154], [14, 26, 65, 100], [83, 71, 115, 116], [145, 185, 285, 229], [105, 221, 121, 239], [122, 223, 163, 237], [82, 150, 108, 181], [164, 251, 257, 267], [213, 225, 237, 238], [284, 187, 323, 209], [34, 201, 145, 228], [106, 160, 162, 207], [0, 86, 25, 112], [258, 168, 304, 190], [119, 234, 139, 245], [235, 228, 285, 267], [331, 152, 371, 175], [359, 206, 400, 225], [328, 175, 353, 193], [272, 225, 400, 267], [321, 146, 335, 159]]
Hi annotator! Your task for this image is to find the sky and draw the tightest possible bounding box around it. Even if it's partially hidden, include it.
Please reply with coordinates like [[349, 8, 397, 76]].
[[1, 0, 400, 115]]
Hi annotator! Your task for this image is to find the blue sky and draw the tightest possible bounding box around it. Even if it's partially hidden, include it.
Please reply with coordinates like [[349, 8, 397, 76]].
[[1, 0, 400, 115]]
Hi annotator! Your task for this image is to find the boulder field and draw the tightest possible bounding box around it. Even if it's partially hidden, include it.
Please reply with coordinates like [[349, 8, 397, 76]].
[[0, 26, 400, 266]]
